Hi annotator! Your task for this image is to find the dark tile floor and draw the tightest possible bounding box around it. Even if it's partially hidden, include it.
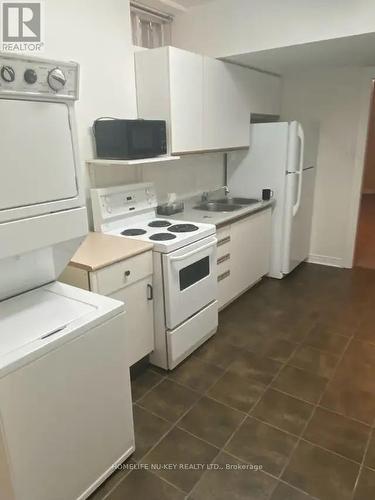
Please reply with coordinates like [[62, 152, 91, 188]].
[[90, 263, 375, 500]]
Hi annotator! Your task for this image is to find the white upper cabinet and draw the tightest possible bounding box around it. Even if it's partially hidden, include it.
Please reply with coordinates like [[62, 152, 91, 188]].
[[202, 57, 250, 151], [135, 46, 203, 154], [169, 48, 204, 153], [135, 46, 251, 154]]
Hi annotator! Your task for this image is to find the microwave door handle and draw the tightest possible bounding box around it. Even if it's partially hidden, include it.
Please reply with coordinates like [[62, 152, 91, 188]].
[[169, 240, 217, 262]]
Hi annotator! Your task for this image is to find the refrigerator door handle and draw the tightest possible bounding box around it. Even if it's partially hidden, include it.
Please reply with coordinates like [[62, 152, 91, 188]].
[[292, 124, 305, 216]]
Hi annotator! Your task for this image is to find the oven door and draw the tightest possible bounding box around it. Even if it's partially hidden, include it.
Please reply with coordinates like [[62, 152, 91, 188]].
[[162, 235, 217, 329]]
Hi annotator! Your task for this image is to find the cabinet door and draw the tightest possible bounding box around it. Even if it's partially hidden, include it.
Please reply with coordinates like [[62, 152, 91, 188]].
[[231, 210, 272, 297], [169, 47, 204, 153], [111, 278, 154, 366], [203, 57, 250, 151]]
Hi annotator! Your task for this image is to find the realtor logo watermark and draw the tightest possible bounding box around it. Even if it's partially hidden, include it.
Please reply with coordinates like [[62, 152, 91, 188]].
[[1, 1, 44, 51]]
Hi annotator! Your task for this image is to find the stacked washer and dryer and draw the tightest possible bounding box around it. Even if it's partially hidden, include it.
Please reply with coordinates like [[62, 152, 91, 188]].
[[0, 54, 134, 500]]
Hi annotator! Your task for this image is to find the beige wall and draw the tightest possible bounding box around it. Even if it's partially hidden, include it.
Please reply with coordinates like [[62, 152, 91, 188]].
[[362, 87, 375, 193], [281, 66, 374, 266], [172, 0, 375, 58], [38, 0, 223, 219]]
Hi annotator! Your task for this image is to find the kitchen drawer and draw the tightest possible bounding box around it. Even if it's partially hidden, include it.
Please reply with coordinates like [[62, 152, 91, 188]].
[[167, 300, 218, 369], [216, 226, 231, 260], [93, 251, 153, 296], [217, 268, 233, 310]]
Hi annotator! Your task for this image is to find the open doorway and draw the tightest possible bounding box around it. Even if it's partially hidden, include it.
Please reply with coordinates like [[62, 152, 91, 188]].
[[354, 80, 375, 269]]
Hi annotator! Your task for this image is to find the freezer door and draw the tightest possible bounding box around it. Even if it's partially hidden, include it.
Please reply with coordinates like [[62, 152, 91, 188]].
[[282, 167, 316, 274]]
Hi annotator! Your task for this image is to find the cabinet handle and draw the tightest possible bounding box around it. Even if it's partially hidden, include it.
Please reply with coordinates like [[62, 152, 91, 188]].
[[217, 236, 231, 247], [217, 253, 230, 265], [124, 270, 131, 279], [147, 284, 153, 301], [218, 270, 230, 282]]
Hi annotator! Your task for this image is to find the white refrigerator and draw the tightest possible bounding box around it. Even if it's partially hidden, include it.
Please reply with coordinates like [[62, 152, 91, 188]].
[[228, 121, 319, 279]]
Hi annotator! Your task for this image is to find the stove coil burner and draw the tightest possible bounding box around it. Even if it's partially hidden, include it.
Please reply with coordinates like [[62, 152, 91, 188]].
[[148, 220, 172, 228], [168, 223, 199, 233], [149, 233, 177, 241], [121, 228, 147, 236]]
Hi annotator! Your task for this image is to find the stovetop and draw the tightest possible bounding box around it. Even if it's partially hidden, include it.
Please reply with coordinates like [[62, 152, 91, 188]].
[[108, 217, 216, 253]]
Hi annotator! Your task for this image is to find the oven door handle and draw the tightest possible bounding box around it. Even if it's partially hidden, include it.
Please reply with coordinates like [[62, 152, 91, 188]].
[[169, 240, 217, 262]]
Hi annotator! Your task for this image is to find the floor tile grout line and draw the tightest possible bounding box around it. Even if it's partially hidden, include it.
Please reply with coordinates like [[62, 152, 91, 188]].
[[251, 411, 367, 466], [179, 332, 295, 499], [317, 401, 374, 427], [130, 309, 371, 498], [276, 330, 357, 493], [259, 383, 374, 428], [350, 426, 374, 499], [132, 372, 167, 404], [188, 337, 301, 500], [186, 412, 249, 499], [132, 348, 250, 495], [105, 278, 375, 499]]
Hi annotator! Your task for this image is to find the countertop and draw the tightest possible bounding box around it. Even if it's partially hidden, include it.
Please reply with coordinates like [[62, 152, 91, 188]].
[[168, 196, 275, 228], [69, 232, 153, 272]]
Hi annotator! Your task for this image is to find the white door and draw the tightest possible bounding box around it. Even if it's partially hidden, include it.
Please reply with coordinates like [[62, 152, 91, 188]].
[[0, 100, 78, 212], [111, 278, 154, 366], [228, 122, 289, 278], [162, 236, 217, 329], [169, 47, 203, 153], [231, 209, 272, 296], [282, 123, 316, 274], [282, 167, 316, 274], [203, 57, 250, 150]]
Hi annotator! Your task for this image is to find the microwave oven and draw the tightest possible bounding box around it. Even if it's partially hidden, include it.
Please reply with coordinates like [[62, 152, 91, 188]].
[[93, 118, 167, 160]]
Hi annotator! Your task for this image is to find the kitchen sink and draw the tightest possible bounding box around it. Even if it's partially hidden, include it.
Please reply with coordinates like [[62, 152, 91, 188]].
[[193, 196, 260, 212], [215, 197, 260, 205], [194, 201, 243, 212]]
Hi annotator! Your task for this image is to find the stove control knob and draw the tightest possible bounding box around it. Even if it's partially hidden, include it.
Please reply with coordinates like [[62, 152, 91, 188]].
[[1, 65, 15, 82], [24, 68, 37, 84], [47, 67, 66, 91]]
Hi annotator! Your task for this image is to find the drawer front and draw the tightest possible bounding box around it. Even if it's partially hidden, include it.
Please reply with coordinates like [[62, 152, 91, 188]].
[[216, 225, 231, 260], [94, 251, 153, 296], [167, 300, 218, 369], [217, 268, 233, 310]]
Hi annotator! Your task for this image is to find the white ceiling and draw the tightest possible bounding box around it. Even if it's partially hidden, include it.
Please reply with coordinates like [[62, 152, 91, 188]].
[[224, 32, 375, 75], [170, 0, 214, 6], [135, 0, 214, 14]]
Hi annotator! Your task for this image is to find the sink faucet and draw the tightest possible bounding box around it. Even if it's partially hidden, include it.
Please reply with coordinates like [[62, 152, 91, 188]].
[[201, 186, 230, 202]]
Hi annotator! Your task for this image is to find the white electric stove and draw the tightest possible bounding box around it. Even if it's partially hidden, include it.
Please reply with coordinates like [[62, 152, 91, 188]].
[[91, 183, 219, 369]]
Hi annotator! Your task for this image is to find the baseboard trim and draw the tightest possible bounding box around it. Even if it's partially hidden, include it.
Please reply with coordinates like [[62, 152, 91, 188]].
[[308, 254, 344, 268]]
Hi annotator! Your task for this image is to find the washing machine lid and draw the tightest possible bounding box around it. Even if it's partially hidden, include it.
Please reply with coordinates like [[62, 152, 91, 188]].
[[0, 282, 124, 378], [0, 286, 96, 358]]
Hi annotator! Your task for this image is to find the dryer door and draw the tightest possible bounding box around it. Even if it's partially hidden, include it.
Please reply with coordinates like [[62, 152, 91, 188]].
[[0, 99, 79, 221]]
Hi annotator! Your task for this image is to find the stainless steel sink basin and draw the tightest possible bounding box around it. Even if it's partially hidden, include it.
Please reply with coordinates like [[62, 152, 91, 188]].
[[215, 197, 260, 205], [194, 201, 243, 212]]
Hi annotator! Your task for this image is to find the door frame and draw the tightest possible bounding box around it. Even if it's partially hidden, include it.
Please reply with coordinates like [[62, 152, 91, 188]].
[[345, 69, 375, 268]]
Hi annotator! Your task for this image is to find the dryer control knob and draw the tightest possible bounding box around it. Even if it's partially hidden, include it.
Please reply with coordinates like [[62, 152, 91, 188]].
[[1, 65, 15, 82], [47, 67, 66, 91], [24, 69, 37, 84]]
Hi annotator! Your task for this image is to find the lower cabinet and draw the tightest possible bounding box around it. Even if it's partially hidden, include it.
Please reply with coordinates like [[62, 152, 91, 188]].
[[110, 279, 154, 366], [60, 250, 154, 366], [217, 208, 272, 310]]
